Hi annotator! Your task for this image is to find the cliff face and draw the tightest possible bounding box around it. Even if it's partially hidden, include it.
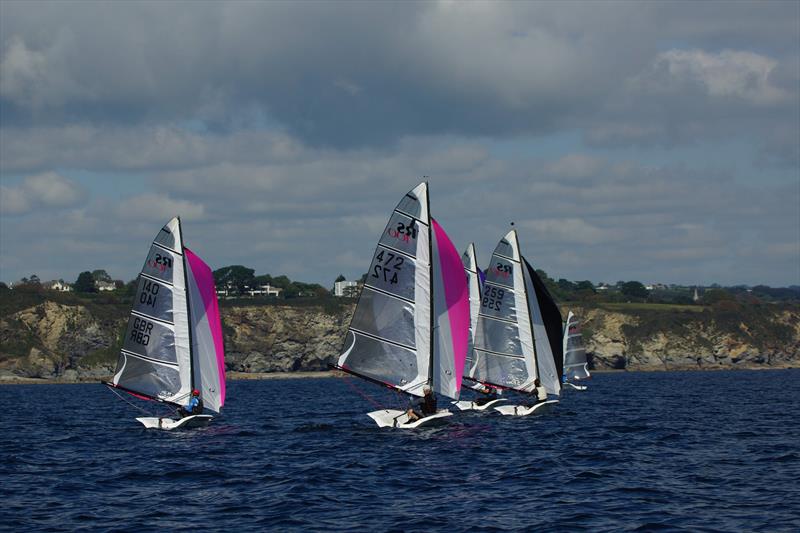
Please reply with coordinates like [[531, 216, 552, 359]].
[[0, 298, 797, 380], [576, 305, 800, 370]]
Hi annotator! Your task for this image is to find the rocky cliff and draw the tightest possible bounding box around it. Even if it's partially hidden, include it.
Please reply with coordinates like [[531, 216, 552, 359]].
[[0, 296, 797, 381]]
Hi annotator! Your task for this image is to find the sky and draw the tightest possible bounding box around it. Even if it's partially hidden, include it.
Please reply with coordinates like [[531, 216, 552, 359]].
[[1, 0, 798, 288]]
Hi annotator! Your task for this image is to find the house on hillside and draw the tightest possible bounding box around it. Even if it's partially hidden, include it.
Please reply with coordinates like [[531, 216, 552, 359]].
[[95, 280, 116, 291], [335, 280, 361, 297], [44, 280, 73, 292]]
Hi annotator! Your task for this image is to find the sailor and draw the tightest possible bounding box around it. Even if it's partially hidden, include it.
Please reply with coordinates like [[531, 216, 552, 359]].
[[474, 385, 498, 406], [406, 385, 437, 421], [532, 378, 548, 404], [178, 389, 203, 418]]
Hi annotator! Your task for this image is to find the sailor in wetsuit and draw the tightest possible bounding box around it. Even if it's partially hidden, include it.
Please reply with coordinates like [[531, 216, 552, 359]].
[[406, 385, 437, 422], [474, 385, 498, 406], [178, 389, 203, 418]]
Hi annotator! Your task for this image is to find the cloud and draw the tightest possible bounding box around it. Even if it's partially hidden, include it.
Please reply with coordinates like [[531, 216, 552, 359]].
[[117, 193, 204, 222], [0, 2, 796, 151], [0, 172, 85, 215], [633, 48, 789, 105]]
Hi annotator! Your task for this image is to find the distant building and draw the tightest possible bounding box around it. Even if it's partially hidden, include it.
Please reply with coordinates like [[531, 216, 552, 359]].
[[246, 284, 282, 297], [335, 280, 360, 297], [44, 280, 72, 292], [95, 280, 116, 291]]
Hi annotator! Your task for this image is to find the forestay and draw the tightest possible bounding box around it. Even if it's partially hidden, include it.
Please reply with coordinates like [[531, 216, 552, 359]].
[[563, 311, 590, 382]]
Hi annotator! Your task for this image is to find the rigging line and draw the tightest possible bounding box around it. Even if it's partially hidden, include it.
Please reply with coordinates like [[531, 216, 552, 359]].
[[108, 386, 157, 416], [342, 375, 386, 410]]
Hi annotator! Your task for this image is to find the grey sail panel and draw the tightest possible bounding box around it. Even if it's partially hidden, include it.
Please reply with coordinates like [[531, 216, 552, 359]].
[[337, 183, 431, 397], [523, 258, 563, 396], [112, 217, 192, 405]]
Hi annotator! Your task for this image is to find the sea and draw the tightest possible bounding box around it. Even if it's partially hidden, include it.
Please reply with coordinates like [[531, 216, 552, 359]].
[[1, 369, 798, 532]]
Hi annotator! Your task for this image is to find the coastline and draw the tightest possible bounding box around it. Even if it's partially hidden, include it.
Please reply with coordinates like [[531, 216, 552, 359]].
[[0, 365, 795, 385]]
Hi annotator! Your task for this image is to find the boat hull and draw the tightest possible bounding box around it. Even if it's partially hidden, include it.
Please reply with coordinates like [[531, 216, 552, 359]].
[[135, 414, 214, 430], [451, 398, 506, 411], [494, 400, 559, 416], [564, 382, 588, 391], [367, 409, 452, 428]]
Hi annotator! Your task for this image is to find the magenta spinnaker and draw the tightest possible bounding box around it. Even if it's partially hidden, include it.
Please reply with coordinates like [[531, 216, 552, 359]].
[[185, 247, 226, 409], [431, 218, 470, 394]]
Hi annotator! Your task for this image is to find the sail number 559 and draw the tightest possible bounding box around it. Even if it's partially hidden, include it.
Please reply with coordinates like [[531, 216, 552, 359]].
[[482, 286, 505, 311]]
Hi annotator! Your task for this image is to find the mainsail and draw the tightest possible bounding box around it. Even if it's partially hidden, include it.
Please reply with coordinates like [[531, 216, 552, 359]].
[[462, 243, 483, 378], [335, 182, 468, 400], [467, 229, 563, 396], [109, 217, 225, 413], [563, 311, 590, 382]]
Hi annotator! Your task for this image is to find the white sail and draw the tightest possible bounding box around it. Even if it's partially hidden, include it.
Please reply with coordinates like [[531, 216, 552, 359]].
[[462, 243, 482, 377], [467, 229, 564, 397], [469, 230, 538, 392], [113, 217, 192, 405], [563, 310, 590, 381], [110, 218, 226, 414], [337, 183, 432, 396], [335, 183, 468, 401], [522, 257, 562, 397]]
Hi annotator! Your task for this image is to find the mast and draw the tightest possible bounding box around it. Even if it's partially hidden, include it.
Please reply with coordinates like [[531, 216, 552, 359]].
[[426, 181, 434, 389], [179, 216, 196, 394]]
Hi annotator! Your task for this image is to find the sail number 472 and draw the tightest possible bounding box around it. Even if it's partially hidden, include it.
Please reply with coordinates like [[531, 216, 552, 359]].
[[372, 250, 404, 285]]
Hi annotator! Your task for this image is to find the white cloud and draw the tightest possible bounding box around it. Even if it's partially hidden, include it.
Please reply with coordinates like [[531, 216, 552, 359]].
[[0, 172, 84, 215], [117, 193, 204, 222], [637, 48, 789, 105]]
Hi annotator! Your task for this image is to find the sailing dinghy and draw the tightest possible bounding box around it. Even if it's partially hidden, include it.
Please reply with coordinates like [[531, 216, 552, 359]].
[[460, 229, 564, 417], [104, 217, 226, 430], [562, 310, 590, 391], [452, 244, 506, 412], [332, 182, 470, 428]]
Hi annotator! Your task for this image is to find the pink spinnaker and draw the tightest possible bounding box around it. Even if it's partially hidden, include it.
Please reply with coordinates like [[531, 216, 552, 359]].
[[431, 218, 470, 395], [185, 247, 226, 409]]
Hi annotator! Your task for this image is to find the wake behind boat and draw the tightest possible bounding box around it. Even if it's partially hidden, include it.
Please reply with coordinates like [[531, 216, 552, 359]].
[[104, 217, 226, 430], [331, 182, 470, 428], [463, 229, 564, 417]]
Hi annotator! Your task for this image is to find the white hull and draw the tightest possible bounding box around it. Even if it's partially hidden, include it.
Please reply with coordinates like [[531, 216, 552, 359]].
[[451, 398, 505, 411], [367, 409, 453, 428], [136, 414, 213, 430], [564, 382, 587, 391], [494, 400, 559, 416]]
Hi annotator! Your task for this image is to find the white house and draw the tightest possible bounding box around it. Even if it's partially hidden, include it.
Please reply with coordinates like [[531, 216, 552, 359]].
[[44, 280, 73, 292], [246, 284, 282, 297], [95, 280, 116, 291], [335, 280, 360, 297]]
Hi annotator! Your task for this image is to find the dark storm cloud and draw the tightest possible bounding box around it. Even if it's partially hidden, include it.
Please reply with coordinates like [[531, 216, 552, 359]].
[[1, 1, 797, 153]]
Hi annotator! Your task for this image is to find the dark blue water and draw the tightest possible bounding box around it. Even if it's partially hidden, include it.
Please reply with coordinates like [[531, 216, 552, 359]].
[[1, 370, 799, 532]]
